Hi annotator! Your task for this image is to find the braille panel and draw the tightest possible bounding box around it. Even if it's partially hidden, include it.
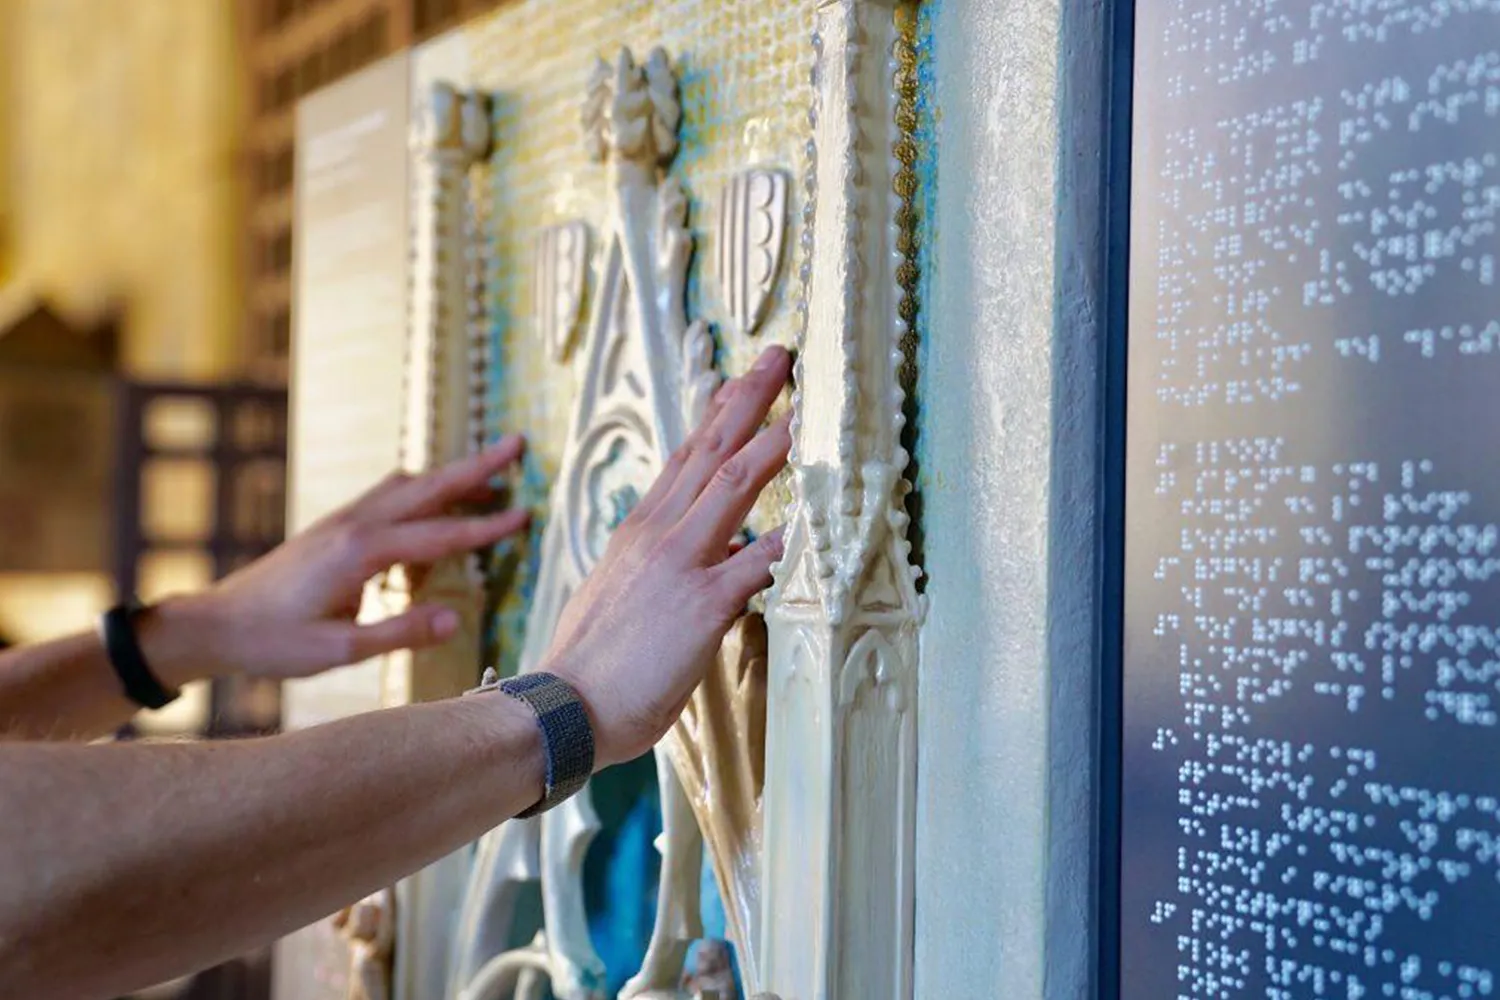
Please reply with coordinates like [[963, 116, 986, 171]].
[[1123, 2, 1500, 998]]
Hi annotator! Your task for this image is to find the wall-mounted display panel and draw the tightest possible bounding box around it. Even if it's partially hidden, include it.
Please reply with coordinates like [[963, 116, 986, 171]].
[[1121, 3, 1500, 997]]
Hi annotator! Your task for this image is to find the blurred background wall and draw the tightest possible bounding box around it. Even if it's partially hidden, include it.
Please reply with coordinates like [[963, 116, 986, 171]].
[[0, 0, 245, 647], [1, 0, 243, 379]]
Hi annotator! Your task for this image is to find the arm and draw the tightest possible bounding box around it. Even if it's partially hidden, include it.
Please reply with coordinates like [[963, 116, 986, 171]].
[[0, 695, 542, 999], [0, 345, 793, 1000], [0, 436, 530, 742]]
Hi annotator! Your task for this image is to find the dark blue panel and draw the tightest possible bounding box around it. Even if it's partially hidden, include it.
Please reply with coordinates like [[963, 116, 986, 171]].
[[1122, 3, 1500, 998]]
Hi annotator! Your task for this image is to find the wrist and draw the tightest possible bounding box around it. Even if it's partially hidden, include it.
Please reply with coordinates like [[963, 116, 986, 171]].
[[132, 595, 226, 691], [454, 689, 547, 808], [538, 659, 616, 770]]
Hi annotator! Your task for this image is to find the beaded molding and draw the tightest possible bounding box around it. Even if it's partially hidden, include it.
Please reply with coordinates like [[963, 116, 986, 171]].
[[399, 82, 496, 588]]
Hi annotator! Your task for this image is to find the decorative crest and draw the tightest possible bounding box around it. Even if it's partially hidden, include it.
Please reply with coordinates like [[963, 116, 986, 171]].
[[533, 221, 590, 363], [716, 168, 789, 338]]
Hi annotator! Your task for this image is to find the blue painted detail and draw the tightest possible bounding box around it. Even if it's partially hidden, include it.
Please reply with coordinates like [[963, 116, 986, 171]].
[[491, 449, 550, 678], [583, 754, 663, 995], [607, 484, 641, 531]]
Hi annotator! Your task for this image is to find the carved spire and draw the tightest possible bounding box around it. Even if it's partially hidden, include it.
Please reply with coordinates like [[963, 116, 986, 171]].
[[760, 3, 923, 1000]]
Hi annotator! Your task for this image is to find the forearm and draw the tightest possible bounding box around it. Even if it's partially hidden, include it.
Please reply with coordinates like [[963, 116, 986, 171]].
[[0, 694, 543, 1000], [0, 598, 215, 741], [0, 630, 139, 740]]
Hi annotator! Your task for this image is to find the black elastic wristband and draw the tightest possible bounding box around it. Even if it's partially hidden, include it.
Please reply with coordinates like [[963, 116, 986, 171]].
[[101, 601, 179, 710]]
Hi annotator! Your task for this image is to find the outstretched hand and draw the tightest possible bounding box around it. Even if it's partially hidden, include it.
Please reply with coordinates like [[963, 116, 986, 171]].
[[543, 345, 793, 768], [150, 438, 531, 686]]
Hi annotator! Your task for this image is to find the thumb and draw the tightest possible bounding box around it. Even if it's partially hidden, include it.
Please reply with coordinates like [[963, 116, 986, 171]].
[[317, 604, 463, 666]]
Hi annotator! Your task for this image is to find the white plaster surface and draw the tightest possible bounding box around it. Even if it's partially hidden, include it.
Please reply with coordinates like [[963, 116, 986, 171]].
[[914, 0, 1106, 996]]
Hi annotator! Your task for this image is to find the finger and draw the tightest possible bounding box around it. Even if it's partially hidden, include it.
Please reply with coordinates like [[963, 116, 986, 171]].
[[711, 526, 786, 609], [364, 436, 526, 524], [649, 347, 790, 525], [335, 604, 463, 663], [318, 469, 414, 528], [364, 509, 530, 574], [449, 482, 507, 513], [673, 414, 792, 557], [629, 377, 732, 522]]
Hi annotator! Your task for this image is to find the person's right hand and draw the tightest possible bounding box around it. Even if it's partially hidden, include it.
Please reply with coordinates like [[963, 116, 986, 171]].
[[544, 346, 793, 768]]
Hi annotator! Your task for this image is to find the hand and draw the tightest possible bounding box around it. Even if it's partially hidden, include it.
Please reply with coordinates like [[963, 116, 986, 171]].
[[141, 439, 531, 687], [544, 346, 793, 768]]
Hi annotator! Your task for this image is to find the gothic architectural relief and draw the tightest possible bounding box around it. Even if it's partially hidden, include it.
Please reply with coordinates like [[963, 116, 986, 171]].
[[389, 7, 920, 997], [759, 3, 924, 1000], [446, 46, 753, 1000]]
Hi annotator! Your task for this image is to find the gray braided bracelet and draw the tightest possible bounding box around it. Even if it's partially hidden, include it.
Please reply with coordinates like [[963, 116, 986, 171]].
[[467, 668, 594, 817]]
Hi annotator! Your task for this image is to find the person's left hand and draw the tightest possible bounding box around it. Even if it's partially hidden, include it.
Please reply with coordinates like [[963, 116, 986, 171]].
[[142, 438, 530, 686]]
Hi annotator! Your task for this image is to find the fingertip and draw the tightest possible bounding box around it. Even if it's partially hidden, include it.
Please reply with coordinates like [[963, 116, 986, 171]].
[[752, 344, 791, 374], [761, 524, 787, 559], [431, 607, 460, 640], [491, 507, 532, 535], [486, 434, 527, 465]]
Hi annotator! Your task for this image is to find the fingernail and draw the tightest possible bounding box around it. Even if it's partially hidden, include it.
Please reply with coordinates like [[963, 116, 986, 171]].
[[432, 609, 460, 638], [492, 434, 526, 456], [753, 346, 787, 372]]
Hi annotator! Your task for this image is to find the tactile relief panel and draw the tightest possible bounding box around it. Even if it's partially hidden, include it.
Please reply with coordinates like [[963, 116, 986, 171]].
[[465, 0, 813, 534]]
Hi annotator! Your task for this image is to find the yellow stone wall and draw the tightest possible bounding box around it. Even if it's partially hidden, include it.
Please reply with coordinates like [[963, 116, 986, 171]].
[[2, 0, 243, 380]]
